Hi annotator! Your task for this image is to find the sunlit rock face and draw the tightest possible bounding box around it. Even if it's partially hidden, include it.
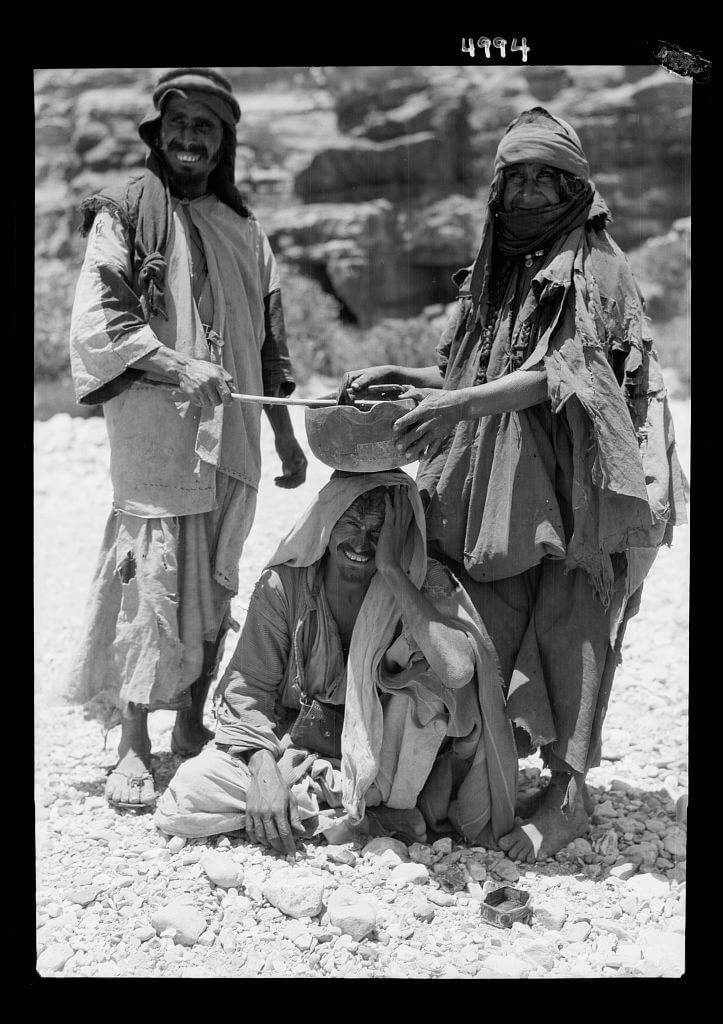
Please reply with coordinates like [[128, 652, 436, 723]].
[[35, 65, 691, 325]]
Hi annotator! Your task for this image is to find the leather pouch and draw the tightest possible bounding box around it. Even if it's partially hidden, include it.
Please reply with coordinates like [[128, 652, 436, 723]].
[[289, 697, 344, 759]]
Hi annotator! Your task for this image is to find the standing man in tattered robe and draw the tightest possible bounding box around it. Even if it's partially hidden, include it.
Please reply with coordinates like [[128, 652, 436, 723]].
[[65, 68, 308, 810]]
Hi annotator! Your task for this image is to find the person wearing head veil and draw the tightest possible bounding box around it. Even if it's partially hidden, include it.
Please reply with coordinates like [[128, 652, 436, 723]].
[[342, 108, 688, 862], [64, 68, 308, 811], [154, 470, 518, 850]]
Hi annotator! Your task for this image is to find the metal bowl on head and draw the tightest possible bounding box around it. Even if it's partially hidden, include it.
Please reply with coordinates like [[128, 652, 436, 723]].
[[305, 395, 417, 473]]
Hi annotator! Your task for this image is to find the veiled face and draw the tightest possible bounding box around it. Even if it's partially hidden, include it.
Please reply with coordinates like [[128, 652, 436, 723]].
[[502, 162, 560, 211], [159, 95, 224, 191], [326, 489, 387, 584]]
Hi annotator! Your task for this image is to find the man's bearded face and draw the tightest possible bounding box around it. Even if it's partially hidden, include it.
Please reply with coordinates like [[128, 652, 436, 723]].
[[326, 489, 387, 584], [159, 95, 224, 188], [502, 162, 561, 211]]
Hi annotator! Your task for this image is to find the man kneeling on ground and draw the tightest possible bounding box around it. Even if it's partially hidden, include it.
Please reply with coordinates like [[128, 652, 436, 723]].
[[155, 470, 518, 853]]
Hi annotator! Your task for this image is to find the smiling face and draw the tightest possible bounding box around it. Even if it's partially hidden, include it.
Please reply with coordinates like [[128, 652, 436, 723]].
[[502, 161, 561, 211], [326, 489, 387, 585], [158, 95, 224, 197]]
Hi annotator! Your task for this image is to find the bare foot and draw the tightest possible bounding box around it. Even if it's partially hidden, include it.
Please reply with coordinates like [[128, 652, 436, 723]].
[[365, 805, 428, 844], [106, 708, 156, 808], [516, 781, 594, 819], [499, 779, 590, 863], [171, 710, 214, 759]]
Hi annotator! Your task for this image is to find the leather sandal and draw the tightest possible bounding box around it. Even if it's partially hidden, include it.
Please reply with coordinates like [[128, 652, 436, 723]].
[[105, 765, 158, 811]]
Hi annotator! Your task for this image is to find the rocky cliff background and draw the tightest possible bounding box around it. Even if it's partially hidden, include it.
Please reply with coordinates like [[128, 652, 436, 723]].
[[34, 65, 692, 413]]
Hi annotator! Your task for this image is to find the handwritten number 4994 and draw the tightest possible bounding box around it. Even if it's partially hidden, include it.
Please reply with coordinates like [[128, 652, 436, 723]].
[[462, 37, 529, 61]]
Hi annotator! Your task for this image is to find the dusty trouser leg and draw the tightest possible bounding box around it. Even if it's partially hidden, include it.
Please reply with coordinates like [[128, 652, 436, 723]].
[[428, 549, 537, 760], [172, 628, 228, 758], [99, 515, 186, 808], [497, 560, 627, 861], [172, 476, 258, 757], [431, 550, 597, 837], [155, 746, 252, 838]]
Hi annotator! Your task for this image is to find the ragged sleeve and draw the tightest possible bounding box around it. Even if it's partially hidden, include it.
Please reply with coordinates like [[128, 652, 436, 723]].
[[213, 567, 293, 756], [435, 266, 473, 380], [69, 210, 162, 405], [257, 225, 296, 398], [590, 231, 689, 533]]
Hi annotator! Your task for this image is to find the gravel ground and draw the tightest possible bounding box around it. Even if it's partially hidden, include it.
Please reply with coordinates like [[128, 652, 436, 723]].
[[34, 396, 690, 979]]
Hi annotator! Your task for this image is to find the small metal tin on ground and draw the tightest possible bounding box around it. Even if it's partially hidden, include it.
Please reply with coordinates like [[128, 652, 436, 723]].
[[480, 885, 533, 928]]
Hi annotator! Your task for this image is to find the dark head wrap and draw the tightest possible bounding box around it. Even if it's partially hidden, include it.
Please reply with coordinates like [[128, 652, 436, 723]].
[[491, 107, 597, 257], [465, 107, 609, 307], [80, 68, 251, 322], [134, 68, 252, 319]]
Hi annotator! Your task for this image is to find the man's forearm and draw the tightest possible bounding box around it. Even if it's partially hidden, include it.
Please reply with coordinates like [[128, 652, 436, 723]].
[[379, 566, 474, 688], [387, 365, 442, 389], [130, 345, 191, 383], [458, 368, 548, 419], [248, 748, 278, 774], [264, 403, 295, 437]]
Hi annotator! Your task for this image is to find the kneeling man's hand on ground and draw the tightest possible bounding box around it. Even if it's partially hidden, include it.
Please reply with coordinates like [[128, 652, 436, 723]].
[[246, 749, 305, 855]]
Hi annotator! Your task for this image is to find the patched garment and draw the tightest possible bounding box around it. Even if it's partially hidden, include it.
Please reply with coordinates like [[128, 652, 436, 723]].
[[70, 196, 292, 516], [419, 215, 689, 606], [65, 474, 257, 728]]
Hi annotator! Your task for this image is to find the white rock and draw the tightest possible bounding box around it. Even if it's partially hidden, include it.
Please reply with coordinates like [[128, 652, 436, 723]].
[[327, 887, 377, 940], [512, 940, 555, 971], [150, 900, 207, 946], [639, 929, 685, 974], [64, 885, 101, 907], [37, 942, 75, 974], [427, 889, 456, 907], [409, 896, 435, 922], [407, 842, 434, 865], [166, 836, 186, 853], [610, 779, 633, 793], [222, 895, 253, 925], [132, 925, 157, 942], [390, 862, 430, 886], [432, 837, 453, 855], [200, 850, 245, 889], [321, 820, 358, 845], [562, 921, 591, 943], [663, 834, 686, 858], [262, 868, 325, 919], [141, 848, 170, 861], [466, 860, 487, 882], [610, 862, 638, 880], [325, 845, 357, 866], [483, 953, 530, 978], [362, 837, 409, 861], [614, 943, 642, 965], [593, 918, 629, 940], [626, 873, 670, 899], [491, 858, 520, 883], [534, 900, 567, 931]]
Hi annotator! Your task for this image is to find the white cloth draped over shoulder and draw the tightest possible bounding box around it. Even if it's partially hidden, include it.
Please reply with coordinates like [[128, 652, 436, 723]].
[[264, 471, 518, 842]]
